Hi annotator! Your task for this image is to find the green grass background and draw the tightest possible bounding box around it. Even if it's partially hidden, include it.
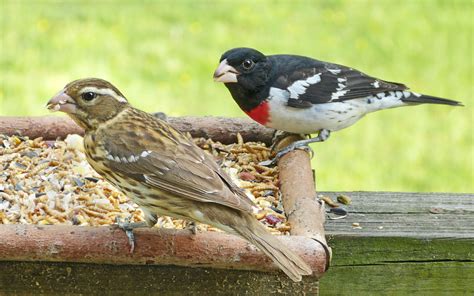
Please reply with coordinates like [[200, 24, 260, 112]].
[[1, 0, 472, 193]]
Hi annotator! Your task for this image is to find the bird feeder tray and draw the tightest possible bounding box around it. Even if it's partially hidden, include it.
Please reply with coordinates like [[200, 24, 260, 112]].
[[0, 116, 329, 294]]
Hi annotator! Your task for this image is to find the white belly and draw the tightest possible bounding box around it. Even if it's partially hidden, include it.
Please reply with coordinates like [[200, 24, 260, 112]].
[[266, 90, 406, 134]]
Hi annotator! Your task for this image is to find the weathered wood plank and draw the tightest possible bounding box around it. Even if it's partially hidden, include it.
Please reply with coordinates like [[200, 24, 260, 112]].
[[322, 192, 473, 238], [320, 262, 473, 295], [0, 261, 319, 295], [326, 236, 473, 266], [321, 191, 473, 213], [320, 191, 473, 295]]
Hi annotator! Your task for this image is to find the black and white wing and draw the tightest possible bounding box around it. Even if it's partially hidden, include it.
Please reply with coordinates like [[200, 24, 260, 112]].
[[272, 61, 408, 108]]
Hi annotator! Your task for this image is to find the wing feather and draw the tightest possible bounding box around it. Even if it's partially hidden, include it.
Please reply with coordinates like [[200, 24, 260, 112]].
[[272, 62, 408, 106], [99, 109, 255, 214]]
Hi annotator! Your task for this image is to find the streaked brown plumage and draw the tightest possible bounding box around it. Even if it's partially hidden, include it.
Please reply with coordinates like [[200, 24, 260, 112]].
[[46, 78, 312, 282]]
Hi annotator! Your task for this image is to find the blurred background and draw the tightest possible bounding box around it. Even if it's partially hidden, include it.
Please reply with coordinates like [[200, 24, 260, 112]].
[[1, 0, 472, 193]]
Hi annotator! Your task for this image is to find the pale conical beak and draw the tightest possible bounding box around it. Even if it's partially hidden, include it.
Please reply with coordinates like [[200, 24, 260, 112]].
[[213, 59, 239, 83], [46, 91, 77, 114]]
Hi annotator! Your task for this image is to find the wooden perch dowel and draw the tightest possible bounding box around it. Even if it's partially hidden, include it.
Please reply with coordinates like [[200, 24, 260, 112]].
[[276, 135, 330, 270], [0, 225, 328, 278], [0, 116, 275, 145]]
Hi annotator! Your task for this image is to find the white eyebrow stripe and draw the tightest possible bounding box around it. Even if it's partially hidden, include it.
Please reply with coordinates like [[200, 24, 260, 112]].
[[80, 86, 127, 102]]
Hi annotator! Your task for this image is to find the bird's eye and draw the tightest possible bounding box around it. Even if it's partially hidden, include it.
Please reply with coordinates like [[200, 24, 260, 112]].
[[82, 92, 97, 101], [242, 59, 254, 70]]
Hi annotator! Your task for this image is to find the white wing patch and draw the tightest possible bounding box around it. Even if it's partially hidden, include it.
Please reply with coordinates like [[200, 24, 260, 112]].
[[140, 150, 152, 158], [128, 155, 139, 162], [331, 77, 348, 100], [80, 86, 127, 103], [105, 150, 152, 163], [287, 73, 322, 99], [326, 67, 341, 75]]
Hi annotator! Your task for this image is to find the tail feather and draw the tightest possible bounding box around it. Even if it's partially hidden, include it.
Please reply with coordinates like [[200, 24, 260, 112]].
[[402, 94, 463, 106], [234, 218, 312, 282]]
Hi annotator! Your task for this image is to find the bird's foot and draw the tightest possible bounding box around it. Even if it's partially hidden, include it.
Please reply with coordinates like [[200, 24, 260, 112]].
[[269, 131, 303, 151], [114, 216, 148, 253], [260, 129, 330, 166], [186, 221, 199, 235], [260, 144, 314, 166]]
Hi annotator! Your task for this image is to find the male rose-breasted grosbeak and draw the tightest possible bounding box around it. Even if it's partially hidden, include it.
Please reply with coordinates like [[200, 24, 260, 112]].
[[46, 78, 312, 282], [214, 48, 462, 164]]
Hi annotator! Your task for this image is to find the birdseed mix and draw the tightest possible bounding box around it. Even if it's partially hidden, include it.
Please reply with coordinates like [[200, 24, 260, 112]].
[[0, 133, 290, 235]]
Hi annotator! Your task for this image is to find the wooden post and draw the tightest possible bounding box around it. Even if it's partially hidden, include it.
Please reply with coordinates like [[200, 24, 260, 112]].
[[276, 135, 330, 270]]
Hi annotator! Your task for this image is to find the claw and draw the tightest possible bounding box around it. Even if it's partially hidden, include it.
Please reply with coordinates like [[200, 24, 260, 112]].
[[259, 158, 278, 167], [187, 221, 198, 235], [125, 229, 136, 253], [300, 145, 314, 159], [260, 129, 331, 166], [259, 144, 313, 167], [115, 216, 138, 253]]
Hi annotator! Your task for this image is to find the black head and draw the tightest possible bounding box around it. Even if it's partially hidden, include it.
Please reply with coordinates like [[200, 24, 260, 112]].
[[213, 47, 272, 111]]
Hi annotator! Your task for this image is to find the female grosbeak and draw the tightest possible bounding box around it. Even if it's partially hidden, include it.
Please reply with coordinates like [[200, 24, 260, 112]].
[[46, 78, 312, 282]]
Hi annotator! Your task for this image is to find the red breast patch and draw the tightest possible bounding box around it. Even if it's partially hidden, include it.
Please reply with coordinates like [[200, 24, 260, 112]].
[[245, 101, 270, 125]]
